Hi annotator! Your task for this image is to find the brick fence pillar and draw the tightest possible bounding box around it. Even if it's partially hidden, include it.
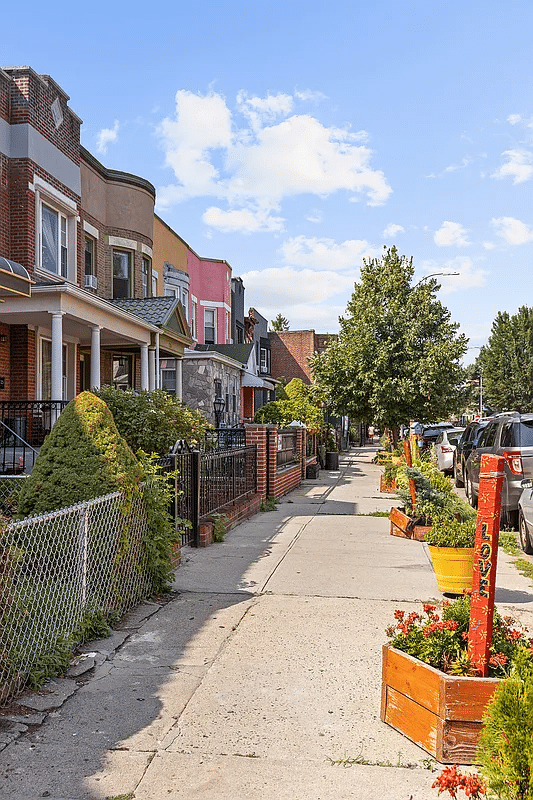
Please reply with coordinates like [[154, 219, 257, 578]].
[[245, 424, 274, 501]]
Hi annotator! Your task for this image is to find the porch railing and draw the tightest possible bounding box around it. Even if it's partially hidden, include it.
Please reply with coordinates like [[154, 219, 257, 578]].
[[0, 401, 68, 474]]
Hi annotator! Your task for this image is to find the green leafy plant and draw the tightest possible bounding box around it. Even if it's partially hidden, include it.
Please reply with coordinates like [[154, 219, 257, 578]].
[[95, 386, 211, 455], [386, 595, 532, 678], [209, 512, 229, 543], [396, 465, 475, 524], [260, 495, 278, 512], [425, 517, 476, 548]]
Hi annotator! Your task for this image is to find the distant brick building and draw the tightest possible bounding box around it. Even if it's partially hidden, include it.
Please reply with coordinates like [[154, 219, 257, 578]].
[[269, 330, 337, 385]]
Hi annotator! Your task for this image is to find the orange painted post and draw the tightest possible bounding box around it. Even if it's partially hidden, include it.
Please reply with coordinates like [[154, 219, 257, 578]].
[[467, 454, 505, 676], [403, 440, 417, 511]]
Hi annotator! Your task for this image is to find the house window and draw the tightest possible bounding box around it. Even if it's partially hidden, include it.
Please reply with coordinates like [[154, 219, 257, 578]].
[[181, 288, 189, 321], [191, 301, 197, 338], [41, 204, 68, 278], [151, 268, 158, 297], [232, 378, 237, 413], [84, 237, 95, 276], [214, 379, 222, 399], [260, 347, 269, 373], [40, 339, 67, 400], [142, 257, 151, 298], [112, 355, 133, 389], [113, 250, 132, 298], [236, 322, 244, 344], [204, 308, 216, 344]]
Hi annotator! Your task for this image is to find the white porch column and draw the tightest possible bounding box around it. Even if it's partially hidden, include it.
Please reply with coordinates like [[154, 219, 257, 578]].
[[175, 358, 183, 400], [90, 326, 101, 390], [51, 312, 64, 401], [140, 344, 149, 390], [155, 333, 160, 389], [148, 348, 156, 391]]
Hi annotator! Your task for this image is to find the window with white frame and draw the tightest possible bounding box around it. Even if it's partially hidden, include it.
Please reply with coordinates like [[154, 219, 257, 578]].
[[260, 347, 269, 373], [41, 204, 68, 278], [181, 288, 189, 321], [113, 250, 132, 298], [204, 308, 216, 344], [84, 237, 95, 277], [191, 300, 197, 338]]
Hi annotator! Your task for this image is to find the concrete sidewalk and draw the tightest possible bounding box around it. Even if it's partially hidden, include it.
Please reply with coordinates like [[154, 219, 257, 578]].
[[2, 448, 533, 800]]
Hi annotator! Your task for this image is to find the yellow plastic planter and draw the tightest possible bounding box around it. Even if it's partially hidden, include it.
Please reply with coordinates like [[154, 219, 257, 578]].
[[427, 546, 475, 594]]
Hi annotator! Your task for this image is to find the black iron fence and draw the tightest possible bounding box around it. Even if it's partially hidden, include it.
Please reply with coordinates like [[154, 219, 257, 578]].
[[202, 428, 246, 451], [0, 400, 68, 474], [157, 444, 257, 547]]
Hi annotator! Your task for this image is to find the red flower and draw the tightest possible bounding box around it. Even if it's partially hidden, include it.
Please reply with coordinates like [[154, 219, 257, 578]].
[[423, 603, 437, 614], [394, 609, 405, 620], [489, 652, 508, 667]]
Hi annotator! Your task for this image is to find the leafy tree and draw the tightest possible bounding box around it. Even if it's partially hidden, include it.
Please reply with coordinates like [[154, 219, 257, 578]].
[[309, 247, 467, 443], [270, 313, 290, 331], [95, 387, 211, 455], [254, 378, 324, 430], [478, 307, 533, 413]]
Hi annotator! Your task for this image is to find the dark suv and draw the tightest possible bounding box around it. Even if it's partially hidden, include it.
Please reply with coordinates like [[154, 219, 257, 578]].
[[453, 420, 489, 488], [464, 412, 533, 527]]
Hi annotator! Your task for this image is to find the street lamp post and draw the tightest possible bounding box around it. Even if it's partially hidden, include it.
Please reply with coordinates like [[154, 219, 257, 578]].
[[213, 397, 225, 429]]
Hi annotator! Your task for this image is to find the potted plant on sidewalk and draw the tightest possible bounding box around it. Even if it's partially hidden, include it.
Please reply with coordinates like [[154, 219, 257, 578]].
[[381, 594, 532, 764], [424, 516, 476, 594]]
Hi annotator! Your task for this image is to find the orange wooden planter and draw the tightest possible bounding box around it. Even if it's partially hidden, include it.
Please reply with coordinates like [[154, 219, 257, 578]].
[[389, 507, 430, 541], [380, 475, 396, 492], [381, 645, 499, 764]]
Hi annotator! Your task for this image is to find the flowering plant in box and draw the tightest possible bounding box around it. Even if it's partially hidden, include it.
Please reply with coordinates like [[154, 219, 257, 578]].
[[386, 594, 532, 678]]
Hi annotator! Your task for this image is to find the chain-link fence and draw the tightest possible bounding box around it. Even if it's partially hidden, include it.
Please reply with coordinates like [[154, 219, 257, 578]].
[[0, 490, 153, 705]]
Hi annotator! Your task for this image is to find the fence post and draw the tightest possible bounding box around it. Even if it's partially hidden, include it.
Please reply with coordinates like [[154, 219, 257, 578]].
[[78, 503, 89, 607], [190, 449, 201, 547]]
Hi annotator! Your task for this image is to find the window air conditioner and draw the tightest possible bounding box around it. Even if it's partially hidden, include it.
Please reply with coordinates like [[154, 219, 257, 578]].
[[84, 274, 98, 290]]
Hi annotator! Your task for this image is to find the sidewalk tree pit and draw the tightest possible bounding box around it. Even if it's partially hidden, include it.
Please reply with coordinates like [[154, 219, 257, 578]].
[[381, 454, 528, 763]]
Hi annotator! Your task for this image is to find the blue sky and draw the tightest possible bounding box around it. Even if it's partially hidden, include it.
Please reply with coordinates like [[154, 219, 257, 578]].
[[5, 1, 533, 356]]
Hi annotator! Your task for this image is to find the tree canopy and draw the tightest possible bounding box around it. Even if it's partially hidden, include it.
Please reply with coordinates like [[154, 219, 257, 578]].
[[253, 378, 324, 430], [478, 306, 533, 413], [270, 313, 290, 331], [309, 247, 467, 439]]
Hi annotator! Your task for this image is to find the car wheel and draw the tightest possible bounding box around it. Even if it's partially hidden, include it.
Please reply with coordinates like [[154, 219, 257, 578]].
[[467, 474, 478, 508], [519, 511, 533, 554], [454, 458, 464, 488]]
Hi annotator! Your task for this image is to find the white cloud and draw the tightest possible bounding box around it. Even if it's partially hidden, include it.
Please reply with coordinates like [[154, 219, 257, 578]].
[[383, 223, 404, 238], [434, 221, 470, 247], [279, 236, 377, 271], [491, 216, 533, 245], [491, 149, 533, 183], [201, 206, 285, 233], [96, 120, 119, 154], [482, 241, 496, 250], [306, 209, 322, 223], [156, 89, 391, 225], [507, 113, 533, 130], [240, 266, 355, 308], [419, 256, 487, 294], [426, 157, 472, 179]]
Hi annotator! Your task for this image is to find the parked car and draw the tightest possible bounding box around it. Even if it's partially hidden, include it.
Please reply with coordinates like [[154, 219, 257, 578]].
[[518, 478, 533, 553], [417, 422, 456, 452], [464, 411, 533, 528], [453, 420, 489, 488], [433, 427, 465, 474]]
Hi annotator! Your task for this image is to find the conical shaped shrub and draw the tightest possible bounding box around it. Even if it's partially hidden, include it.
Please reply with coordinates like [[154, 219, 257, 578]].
[[17, 391, 142, 517]]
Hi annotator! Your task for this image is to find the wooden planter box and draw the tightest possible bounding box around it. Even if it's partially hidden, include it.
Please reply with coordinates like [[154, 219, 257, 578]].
[[389, 507, 430, 541], [381, 645, 499, 764], [380, 475, 396, 492]]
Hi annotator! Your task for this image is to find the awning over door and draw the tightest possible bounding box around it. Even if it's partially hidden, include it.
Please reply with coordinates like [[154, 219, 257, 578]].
[[0, 258, 33, 298]]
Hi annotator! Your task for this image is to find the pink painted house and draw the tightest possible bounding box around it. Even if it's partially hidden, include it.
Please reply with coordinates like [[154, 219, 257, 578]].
[[187, 252, 232, 346]]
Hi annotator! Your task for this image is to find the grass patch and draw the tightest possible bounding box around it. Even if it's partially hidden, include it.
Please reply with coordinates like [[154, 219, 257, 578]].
[[499, 530, 521, 557], [515, 558, 533, 582], [260, 496, 278, 512], [356, 510, 390, 517]]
